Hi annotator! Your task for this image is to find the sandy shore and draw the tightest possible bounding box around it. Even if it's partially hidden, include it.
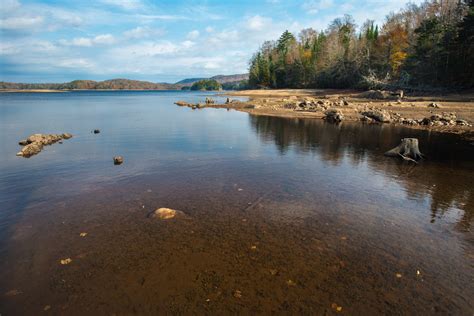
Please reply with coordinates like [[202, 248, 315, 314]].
[[219, 89, 474, 139]]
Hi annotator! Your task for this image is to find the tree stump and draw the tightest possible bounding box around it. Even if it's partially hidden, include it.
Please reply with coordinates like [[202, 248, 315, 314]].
[[384, 138, 424, 162]]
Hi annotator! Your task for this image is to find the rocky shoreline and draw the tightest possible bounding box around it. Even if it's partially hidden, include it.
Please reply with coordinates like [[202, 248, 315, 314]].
[[215, 89, 474, 139]]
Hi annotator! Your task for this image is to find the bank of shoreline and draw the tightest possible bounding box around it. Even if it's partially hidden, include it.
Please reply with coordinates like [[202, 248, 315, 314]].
[[215, 89, 474, 140], [0, 89, 183, 93]]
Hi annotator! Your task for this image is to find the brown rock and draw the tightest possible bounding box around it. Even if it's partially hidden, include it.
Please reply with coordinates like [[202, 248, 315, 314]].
[[151, 207, 186, 220], [113, 156, 124, 165]]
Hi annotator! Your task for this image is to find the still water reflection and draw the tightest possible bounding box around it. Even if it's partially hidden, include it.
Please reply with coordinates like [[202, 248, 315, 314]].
[[250, 115, 474, 230]]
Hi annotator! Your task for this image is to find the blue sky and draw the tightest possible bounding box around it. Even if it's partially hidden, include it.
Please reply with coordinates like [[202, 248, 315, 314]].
[[0, 0, 422, 83]]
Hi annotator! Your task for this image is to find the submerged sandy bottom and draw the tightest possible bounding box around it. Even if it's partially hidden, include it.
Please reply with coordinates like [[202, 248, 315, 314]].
[[1, 159, 472, 315]]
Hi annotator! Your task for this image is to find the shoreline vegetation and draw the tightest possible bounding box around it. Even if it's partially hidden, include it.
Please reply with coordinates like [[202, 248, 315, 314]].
[[247, 0, 473, 91]]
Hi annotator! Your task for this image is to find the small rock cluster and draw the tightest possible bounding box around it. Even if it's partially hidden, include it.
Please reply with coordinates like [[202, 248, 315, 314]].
[[284, 98, 350, 112], [358, 109, 472, 127], [324, 109, 344, 123], [205, 97, 215, 104], [421, 112, 471, 127], [17, 133, 72, 157], [175, 100, 204, 109]]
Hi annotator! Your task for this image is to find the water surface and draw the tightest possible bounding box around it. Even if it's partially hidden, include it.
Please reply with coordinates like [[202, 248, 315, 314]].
[[0, 91, 473, 314]]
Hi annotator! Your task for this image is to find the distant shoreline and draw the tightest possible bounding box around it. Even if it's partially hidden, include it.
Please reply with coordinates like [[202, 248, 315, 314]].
[[0, 89, 184, 93]]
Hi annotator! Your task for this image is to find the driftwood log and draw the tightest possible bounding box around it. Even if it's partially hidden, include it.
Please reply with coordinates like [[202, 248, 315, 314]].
[[385, 138, 424, 162]]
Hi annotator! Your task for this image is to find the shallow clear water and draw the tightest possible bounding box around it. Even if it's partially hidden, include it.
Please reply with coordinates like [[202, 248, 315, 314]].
[[0, 91, 473, 314]]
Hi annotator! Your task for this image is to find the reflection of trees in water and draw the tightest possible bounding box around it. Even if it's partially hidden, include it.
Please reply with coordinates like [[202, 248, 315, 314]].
[[249, 115, 474, 231]]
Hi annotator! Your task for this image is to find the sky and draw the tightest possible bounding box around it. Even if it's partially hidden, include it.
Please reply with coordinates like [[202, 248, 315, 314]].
[[0, 0, 423, 83]]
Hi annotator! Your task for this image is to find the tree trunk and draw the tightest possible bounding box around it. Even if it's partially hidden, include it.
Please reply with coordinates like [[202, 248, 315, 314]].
[[384, 138, 424, 161]]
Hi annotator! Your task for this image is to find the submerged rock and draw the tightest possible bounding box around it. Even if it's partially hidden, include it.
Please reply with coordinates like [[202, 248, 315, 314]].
[[17, 133, 72, 157], [151, 208, 185, 220], [175, 101, 192, 106]]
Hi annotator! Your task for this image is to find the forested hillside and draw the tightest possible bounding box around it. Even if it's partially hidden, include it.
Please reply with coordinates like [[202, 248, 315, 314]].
[[249, 0, 474, 90], [0, 79, 177, 90], [190, 79, 222, 91]]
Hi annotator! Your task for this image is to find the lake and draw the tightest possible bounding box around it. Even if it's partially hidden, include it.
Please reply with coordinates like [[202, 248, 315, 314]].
[[0, 91, 473, 314]]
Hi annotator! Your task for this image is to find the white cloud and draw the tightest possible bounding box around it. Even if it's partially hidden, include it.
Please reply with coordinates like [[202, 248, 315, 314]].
[[0, 16, 44, 30], [60, 34, 116, 47], [100, 0, 143, 10], [135, 14, 188, 21], [186, 30, 200, 40], [110, 41, 179, 58], [123, 26, 165, 39], [181, 40, 195, 49], [205, 26, 214, 33], [94, 34, 116, 44], [246, 15, 272, 31], [56, 58, 94, 69], [1, 0, 21, 13], [302, 0, 333, 14]]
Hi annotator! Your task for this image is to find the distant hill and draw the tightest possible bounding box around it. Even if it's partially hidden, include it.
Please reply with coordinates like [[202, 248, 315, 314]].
[[176, 74, 249, 86], [210, 74, 248, 84], [0, 79, 179, 90], [0, 74, 249, 91], [175, 78, 206, 85]]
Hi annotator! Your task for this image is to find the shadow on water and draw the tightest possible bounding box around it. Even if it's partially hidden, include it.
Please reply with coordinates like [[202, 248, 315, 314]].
[[249, 115, 474, 231]]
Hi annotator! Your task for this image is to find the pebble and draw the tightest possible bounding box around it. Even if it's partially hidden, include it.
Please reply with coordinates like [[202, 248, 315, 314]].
[[60, 258, 72, 265], [113, 156, 124, 165]]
